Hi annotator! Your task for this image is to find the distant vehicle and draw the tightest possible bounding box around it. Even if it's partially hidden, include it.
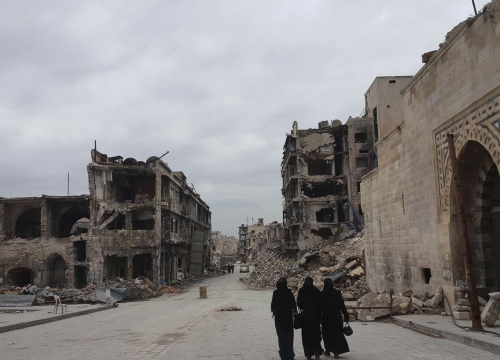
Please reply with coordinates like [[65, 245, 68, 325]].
[[235, 260, 242, 265], [240, 264, 250, 273]]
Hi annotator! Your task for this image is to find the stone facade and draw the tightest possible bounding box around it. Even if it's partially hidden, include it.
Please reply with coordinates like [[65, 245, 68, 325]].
[[237, 218, 284, 261], [0, 149, 211, 288], [281, 119, 374, 256], [361, 0, 500, 300]]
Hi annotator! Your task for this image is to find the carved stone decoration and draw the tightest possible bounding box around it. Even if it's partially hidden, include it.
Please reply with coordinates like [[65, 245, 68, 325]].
[[434, 88, 500, 215]]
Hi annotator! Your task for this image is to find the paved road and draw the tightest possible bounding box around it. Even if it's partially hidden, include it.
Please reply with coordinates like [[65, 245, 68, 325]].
[[1, 268, 498, 360]]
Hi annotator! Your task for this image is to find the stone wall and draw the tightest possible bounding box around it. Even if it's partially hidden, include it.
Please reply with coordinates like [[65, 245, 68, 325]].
[[362, 1, 500, 296]]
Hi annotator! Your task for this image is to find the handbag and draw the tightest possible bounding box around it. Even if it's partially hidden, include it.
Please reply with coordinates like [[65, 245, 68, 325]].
[[293, 310, 304, 330], [343, 322, 353, 336]]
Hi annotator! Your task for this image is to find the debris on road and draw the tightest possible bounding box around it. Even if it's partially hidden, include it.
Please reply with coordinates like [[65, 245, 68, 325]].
[[218, 306, 242, 311]]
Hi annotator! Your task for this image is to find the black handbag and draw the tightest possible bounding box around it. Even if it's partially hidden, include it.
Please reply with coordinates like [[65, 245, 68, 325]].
[[293, 311, 304, 330], [343, 322, 353, 336]]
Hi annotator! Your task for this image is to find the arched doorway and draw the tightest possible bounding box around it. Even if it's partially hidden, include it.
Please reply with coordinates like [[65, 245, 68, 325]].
[[15, 208, 41, 238], [43, 254, 67, 288], [449, 141, 500, 294], [7, 267, 34, 286], [57, 207, 90, 238]]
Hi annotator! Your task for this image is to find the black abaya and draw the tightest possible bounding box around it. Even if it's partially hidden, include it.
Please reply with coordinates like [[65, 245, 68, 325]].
[[271, 279, 297, 360], [320, 287, 350, 355], [297, 283, 323, 357]]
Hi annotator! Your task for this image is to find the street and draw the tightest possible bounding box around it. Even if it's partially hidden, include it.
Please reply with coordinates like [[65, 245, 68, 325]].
[[1, 268, 498, 360]]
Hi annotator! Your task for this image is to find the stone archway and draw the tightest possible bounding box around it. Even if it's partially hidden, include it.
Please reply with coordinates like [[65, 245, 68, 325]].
[[43, 254, 67, 288], [15, 208, 41, 239], [449, 141, 500, 295], [57, 207, 90, 238]]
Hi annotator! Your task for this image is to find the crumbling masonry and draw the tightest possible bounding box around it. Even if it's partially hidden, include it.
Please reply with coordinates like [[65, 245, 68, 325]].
[[0, 149, 211, 288], [281, 119, 374, 255]]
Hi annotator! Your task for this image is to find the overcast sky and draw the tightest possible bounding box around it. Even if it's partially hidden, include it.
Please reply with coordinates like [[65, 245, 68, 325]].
[[0, 0, 490, 236]]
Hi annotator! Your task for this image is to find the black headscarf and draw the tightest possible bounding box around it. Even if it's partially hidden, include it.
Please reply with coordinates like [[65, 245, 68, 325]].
[[323, 278, 333, 291], [303, 276, 314, 288], [276, 277, 288, 290]]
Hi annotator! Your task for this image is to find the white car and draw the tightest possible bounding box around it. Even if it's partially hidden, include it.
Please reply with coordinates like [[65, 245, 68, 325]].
[[235, 260, 242, 264]]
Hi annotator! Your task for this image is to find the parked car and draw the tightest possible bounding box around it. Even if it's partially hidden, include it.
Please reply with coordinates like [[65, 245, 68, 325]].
[[235, 260, 242, 264], [240, 264, 250, 273]]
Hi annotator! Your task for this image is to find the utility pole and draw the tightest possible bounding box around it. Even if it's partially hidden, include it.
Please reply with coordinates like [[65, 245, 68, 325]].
[[67, 172, 69, 196], [472, 0, 478, 16], [447, 134, 483, 330]]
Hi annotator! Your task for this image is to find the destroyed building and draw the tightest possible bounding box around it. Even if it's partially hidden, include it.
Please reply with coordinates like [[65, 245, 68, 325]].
[[0, 149, 211, 288], [361, 0, 500, 304], [281, 119, 374, 255], [237, 218, 284, 261]]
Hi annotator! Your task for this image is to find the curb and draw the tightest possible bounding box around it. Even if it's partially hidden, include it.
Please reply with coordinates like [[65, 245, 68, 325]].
[[392, 317, 500, 356], [0, 305, 114, 334]]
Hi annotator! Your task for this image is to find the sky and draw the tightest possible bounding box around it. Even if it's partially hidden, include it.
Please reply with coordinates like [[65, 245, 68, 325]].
[[0, 0, 491, 236]]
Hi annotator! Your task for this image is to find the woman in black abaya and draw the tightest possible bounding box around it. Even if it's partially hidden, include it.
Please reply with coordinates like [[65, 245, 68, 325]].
[[271, 277, 297, 360], [320, 278, 350, 358], [297, 277, 323, 360]]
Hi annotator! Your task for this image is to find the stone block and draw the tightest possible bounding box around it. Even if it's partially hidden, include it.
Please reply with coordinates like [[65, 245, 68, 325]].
[[453, 311, 470, 320], [481, 298, 500, 327], [452, 305, 470, 312], [412, 295, 424, 307], [349, 315, 356, 322], [402, 289, 413, 297], [345, 260, 358, 269], [489, 292, 500, 300], [425, 293, 443, 309], [456, 299, 470, 306], [478, 296, 487, 306]]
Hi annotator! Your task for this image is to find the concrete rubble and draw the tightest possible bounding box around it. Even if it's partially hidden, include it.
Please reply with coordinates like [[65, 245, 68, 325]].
[[241, 231, 369, 299]]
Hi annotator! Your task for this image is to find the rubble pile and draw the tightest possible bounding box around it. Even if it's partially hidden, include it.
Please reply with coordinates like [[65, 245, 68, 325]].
[[218, 306, 242, 311], [242, 231, 369, 298], [1, 277, 166, 305]]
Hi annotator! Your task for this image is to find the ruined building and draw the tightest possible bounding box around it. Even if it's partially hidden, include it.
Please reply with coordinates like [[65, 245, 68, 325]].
[[0, 149, 211, 288], [361, 0, 500, 303], [281, 119, 374, 255], [237, 219, 284, 261]]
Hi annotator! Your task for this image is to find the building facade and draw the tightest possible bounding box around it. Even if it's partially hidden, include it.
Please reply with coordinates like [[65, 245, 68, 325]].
[[281, 119, 374, 255], [0, 148, 211, 288], [361, 0, 500, 302]]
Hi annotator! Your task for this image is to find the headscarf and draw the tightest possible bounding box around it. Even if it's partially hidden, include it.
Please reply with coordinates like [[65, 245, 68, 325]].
[[323, 277, 333, 291], [303, 276, 314, 288], [276, 277, 288, 290]]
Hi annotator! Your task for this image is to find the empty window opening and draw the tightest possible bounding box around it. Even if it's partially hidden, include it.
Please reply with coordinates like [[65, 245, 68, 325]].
[[114, 174, 156, 203], [359, 149, 369, 154], [73, 241, 87, 262], [389, 79, 396, 84], [15, 208, 41, 239], [133, 253, 152, 278], [422, 268, 431, 284], [7, 267, 33, 287], [302, 182, 337, 198], [43, 254, 67, 288], [104, 255, 128, 279], [358, 205, 364, 216], [311, 227, 333, 240], [356, 158, 368, 168], [355, 133, 367, 143], [337, 203, 346, 222], [171, 218, 178, 233], [334, 134, 344, 153], [316, 208, 334, 223], [74, 265, 87, 289], [101, 212, 125, 230], [402, 194, 405, 215], [132, 210, 154, 230], [373, 107, 379, 140], [306, 159, 332, 176], [357, 182, 361, 192], [58, 207, 90, 238], [334, 155, 343, 175], [70, 218, 90, 236]]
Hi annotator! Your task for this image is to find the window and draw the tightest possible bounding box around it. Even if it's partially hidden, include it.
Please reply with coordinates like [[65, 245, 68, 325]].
[[389, 79, 396, 84], [357, 182, 361, 192], [354, 133, 367, 143], [359, 149, 369, 154], [373, 107, 379, 140], [422, 268, 431, 284], [356, 158, 368, 168], [358, 205, 364, 215]]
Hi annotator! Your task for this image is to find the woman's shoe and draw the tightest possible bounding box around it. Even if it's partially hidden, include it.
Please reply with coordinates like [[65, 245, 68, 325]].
[[315, 355, 321, 360], [307, 357, 312, 360], [334, 355, 340, 359], [323, 352, 330, 357]]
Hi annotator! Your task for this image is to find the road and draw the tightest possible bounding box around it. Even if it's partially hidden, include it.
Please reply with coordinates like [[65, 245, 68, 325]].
[[1, 267, 498, 360]]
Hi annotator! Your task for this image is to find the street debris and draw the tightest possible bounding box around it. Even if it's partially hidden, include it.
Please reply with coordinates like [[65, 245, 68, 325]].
[[217, 306, 242, 311], [241, 231, 369, 300]]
